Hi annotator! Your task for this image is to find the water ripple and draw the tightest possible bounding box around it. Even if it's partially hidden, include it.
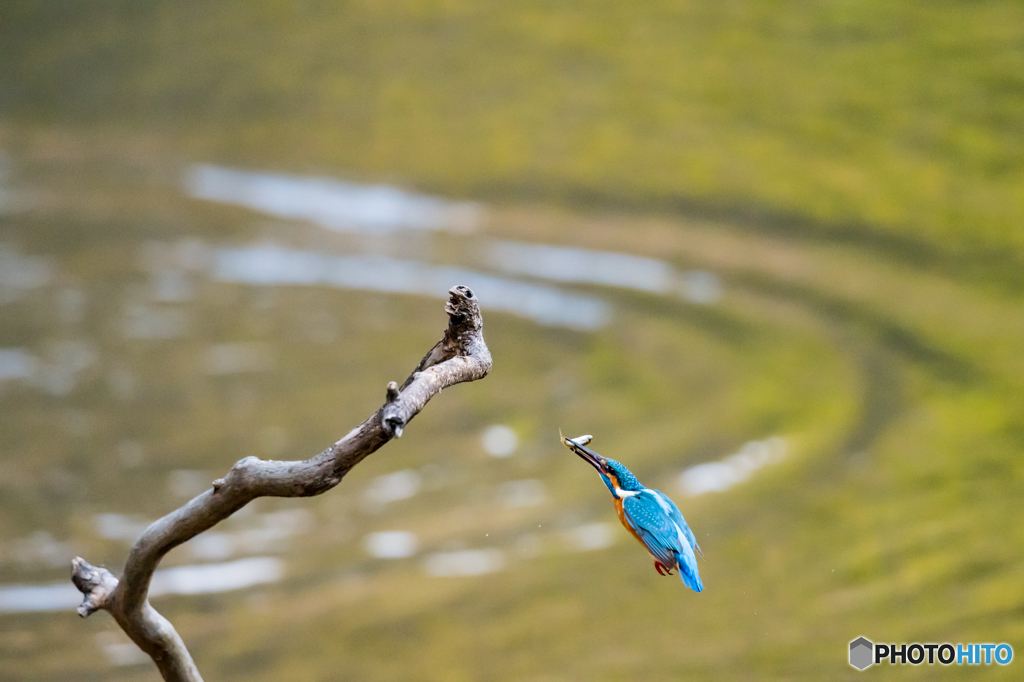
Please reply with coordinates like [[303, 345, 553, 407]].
[[187, 165, 481, 233], [0, 557, 285, 613], [213, 244, 611, 331]]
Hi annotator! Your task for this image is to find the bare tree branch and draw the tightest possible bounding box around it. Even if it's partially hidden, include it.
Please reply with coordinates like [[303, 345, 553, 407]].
[[71, 285, 492, 682]]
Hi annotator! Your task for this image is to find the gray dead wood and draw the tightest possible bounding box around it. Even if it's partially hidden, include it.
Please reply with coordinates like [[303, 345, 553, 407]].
[[71, 285, 491, 681]]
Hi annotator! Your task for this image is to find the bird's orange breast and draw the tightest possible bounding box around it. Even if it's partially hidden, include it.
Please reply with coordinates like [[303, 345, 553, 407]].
[[613, 497, 647, 551]]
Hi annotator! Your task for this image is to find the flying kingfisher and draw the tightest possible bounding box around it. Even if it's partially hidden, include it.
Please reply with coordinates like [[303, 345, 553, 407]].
[[562, 432, 704, 592]]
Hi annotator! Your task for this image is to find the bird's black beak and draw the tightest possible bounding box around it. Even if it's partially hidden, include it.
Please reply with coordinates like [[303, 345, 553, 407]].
[[560, 431, 605, 472]]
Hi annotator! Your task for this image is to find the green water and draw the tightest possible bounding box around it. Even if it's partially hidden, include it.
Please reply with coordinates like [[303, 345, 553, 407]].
[[1, 2, 1022, 680]]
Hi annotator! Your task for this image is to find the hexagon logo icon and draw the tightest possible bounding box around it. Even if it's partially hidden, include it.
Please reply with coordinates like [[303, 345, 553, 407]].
[[850, 637, 874, 670]]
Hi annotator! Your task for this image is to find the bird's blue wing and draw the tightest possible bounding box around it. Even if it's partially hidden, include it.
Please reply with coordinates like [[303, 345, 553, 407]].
[[621, 495, 676, 565], [650, 488, 703, 559], [623, 493, 703, 592]]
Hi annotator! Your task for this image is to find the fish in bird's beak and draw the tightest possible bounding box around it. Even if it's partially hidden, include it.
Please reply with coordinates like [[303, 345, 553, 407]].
[[560, 431, 605, 472]]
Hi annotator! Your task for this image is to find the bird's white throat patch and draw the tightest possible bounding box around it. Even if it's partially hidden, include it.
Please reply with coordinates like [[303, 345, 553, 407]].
[[615, 488, 640, 498]]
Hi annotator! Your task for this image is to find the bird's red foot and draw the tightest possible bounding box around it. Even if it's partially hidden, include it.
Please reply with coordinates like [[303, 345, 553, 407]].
[[655, 561, 674, 576]]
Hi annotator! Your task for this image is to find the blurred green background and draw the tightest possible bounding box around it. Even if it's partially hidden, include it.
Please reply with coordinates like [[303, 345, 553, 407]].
[[1, 1, 1022, 679]]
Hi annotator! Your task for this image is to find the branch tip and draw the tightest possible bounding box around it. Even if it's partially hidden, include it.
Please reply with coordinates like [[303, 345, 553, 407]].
[[385, 381, 400, 402], [445, 285, 481, 329], [71, 556, 118, 618]]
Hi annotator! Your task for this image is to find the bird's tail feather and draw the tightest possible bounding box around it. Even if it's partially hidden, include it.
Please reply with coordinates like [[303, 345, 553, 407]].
[[676, 550, 703, 593]]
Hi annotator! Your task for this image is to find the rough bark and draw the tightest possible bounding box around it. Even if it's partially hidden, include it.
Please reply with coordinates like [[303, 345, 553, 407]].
[[71, 285, 491, 681]]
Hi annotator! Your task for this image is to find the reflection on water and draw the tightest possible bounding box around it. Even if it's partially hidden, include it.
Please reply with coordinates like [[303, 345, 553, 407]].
[[487, 239, 722, 304], [678, 437, 787, 496], [148, 270, 196, 303], [0, 341, 97, 395], [0, 583, 82, 613], [562, 523, 616, 552], [214, 244, 612, 331], [123, 303, 188, 340], [96, 631, 150, 667], [497, 479, 547, 508], [93, 509, 314, 563], [487, 240, 674, 293], [364, 531, 418, 559], [93, 514, 150, 543], [0, 246, 52, 304], [680, 270, 722, 305], [186, 164, 722, 328], [150, 557, 284, 595], [0, 348, 37, 381], [185, 163, 724, 309], [187, 165, 482, 234], [363, 470, 422, 511], [480, 424, 519, 457], [39, 340, 98, 396], [2, 532, 72, 569], [0, 557, 285, 613], [192, 510, 315, 561], [424, 549, 505, 577]]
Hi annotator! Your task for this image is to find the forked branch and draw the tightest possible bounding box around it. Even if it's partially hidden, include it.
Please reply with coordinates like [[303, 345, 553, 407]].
[[71, 285, 491, 682]]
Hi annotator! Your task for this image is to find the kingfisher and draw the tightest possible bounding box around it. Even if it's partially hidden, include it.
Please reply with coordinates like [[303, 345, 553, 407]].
[[562, 432, 704, 592]]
